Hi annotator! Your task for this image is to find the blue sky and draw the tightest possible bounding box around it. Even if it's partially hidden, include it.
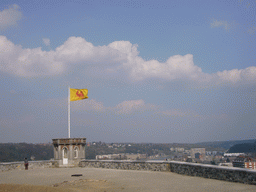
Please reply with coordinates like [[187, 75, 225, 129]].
[[0, 0, 255, 143]]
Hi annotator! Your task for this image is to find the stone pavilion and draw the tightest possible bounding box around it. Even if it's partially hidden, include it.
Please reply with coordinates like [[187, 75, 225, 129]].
[[52, 138, 86, 167]]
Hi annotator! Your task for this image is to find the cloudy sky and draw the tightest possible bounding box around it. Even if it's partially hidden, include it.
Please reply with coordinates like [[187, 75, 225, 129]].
[[0, 0, 255, 144]]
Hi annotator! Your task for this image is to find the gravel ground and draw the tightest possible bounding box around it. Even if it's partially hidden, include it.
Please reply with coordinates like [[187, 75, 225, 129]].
[[1, 167, 256, 192]]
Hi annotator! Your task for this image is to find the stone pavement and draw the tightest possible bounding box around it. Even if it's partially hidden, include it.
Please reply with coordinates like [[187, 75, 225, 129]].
[[1, 167, 256, 192]]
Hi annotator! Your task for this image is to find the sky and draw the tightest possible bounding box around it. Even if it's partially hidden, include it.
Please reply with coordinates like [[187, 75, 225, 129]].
[[0, 0, 255, 144]]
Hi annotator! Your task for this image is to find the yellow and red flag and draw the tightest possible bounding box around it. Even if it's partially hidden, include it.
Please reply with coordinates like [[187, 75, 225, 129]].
[[70, 88, 88, 101]]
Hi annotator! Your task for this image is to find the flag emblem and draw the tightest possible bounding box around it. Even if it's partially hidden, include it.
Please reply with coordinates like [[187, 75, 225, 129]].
[[76, 90, 84, 98], [70, 88, 88, 101]]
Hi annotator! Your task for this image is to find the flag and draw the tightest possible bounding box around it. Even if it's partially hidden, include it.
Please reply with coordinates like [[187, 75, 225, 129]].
[[70, 88, 88, 101]]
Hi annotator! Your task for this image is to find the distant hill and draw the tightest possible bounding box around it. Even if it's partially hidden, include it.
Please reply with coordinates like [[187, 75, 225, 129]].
[[194, 139, 256, 151], [227, 141, 256, 153]]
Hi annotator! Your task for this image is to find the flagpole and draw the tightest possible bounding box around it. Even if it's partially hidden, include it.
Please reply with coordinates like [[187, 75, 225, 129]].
[[68, 86, 70, 138]]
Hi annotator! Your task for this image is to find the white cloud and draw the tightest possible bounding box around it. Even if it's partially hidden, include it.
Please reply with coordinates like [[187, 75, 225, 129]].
[[215, 67, 256, 84], [162, 109, 194, 117], [0, 4, 22, 29], [126, 54, 205, 81], [18, 114, 36, 124], [72, 99, 105, 112], [115, 99, 156, 114], [0, 35, 255, 87], [0, 36, 65, 76], [161, 109, 229, 121], [0, 36, 128, 77], [71, 99, 156, 114], [55, 37, 127, 65], [63, 98, 230, 122], [43, 38, 50, 46], [210, 19, 235, 31]]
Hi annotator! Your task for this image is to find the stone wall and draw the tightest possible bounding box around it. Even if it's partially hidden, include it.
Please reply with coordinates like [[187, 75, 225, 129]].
[[79, 160, 256, 185], [79, 160, 170, 171], [0, 160, 53, 172]]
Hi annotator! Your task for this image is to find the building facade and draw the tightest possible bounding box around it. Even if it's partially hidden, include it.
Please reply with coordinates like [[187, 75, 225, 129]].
[[52, 138, 86, 167], [190, 148, 206, 161], [232, 156, 256, 169]]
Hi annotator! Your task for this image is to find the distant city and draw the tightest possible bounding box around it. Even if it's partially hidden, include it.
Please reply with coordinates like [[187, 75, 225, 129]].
[[88, 140, 256, 169], [1, 139, 255, 170]]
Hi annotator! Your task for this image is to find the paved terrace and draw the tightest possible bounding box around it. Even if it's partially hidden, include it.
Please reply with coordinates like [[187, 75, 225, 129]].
[[1, 167, 256, 192]]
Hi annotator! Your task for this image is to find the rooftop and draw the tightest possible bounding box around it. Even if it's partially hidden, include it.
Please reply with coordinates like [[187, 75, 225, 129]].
[[1, 167, 256, 192]]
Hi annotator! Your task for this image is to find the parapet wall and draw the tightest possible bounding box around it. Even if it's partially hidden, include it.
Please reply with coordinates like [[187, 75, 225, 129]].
[[0, 160, 53, 172], [79, 160, 256, 185]]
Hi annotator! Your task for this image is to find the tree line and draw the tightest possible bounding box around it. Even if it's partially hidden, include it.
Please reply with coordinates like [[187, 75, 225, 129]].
[[0, 143, 53, 162]]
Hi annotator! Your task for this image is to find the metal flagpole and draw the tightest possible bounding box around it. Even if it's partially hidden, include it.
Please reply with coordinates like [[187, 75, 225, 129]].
[[68, 86, 70, 138]]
